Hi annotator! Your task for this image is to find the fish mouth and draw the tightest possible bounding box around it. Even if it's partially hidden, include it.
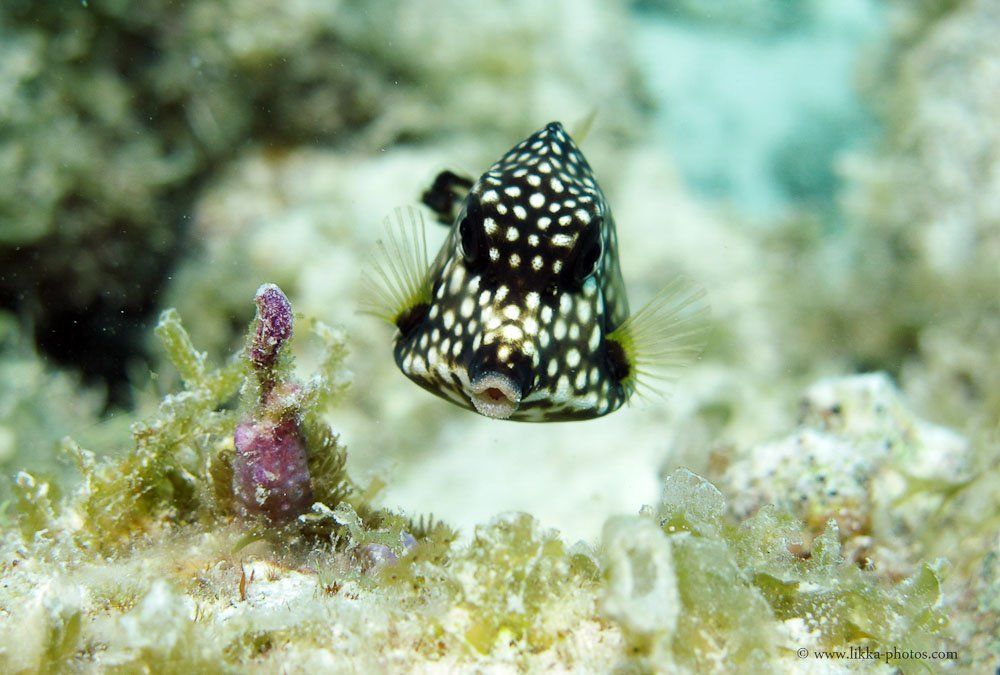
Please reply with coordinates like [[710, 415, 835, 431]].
[[467, 372, 522, 420]]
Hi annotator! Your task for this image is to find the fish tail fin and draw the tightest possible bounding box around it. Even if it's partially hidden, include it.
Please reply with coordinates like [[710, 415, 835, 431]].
[[607, 276, 709, 401], [359, 206, 433, 332], [572, 108, 599, 144]]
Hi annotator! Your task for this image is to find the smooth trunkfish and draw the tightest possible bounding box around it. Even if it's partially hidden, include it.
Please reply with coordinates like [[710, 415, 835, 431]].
[[362, 121, 708, 421]]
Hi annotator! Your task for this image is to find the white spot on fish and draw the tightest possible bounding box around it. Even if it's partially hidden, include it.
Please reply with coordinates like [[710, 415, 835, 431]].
[[449, 266, 465, 294], [559, 294, 572, 314], [501, 324, 523, 341], [566, 348, 581, 368], [589, 324, 601, 350]]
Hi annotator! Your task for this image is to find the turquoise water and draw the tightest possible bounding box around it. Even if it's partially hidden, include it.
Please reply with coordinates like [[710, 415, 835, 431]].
[[635, 1, 883, 219]]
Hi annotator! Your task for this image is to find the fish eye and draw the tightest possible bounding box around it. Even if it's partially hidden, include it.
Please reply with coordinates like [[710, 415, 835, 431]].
[[571, 220, 603, 284], [458, 200, 486, 266]]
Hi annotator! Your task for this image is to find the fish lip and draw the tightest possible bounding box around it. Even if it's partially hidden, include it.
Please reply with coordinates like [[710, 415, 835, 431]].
[[467, 372, 522, 420]]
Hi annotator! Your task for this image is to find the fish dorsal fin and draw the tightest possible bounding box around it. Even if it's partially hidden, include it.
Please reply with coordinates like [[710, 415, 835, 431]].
[[359, 207, 433, 332], [606, 276, 709, 401], [420, 169, 474, 226], [571, 108, 599, 145]]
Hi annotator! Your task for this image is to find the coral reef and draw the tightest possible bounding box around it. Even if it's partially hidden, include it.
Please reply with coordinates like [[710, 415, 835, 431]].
[[723, 373, 970, 572], [0, 0, 997, 671], [0, 298, 972, 671], [602, 469, 949, 672]]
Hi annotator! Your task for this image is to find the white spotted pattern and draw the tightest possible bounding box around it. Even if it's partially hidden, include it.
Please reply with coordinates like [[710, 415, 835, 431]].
[[392, 121, 631, 422]]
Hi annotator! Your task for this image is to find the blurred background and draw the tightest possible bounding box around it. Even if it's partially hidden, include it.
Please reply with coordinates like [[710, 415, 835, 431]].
[[0, 0, 996, 545]]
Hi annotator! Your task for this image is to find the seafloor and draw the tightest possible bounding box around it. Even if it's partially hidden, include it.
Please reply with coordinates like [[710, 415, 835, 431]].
[[0, 0, 997, 672]]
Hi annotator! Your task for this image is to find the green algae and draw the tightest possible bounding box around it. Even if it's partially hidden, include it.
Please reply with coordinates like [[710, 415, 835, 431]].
[[0, 298, 968, 672], [453, 513, 600, 654], [599, 469, 950, 672], [7, 300, 354, 553], [0, 321, 962, 672]]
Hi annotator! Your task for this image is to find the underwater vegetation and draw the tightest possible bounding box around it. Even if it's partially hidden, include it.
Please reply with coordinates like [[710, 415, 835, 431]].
[[6, 284, 354, 554], [0, 288, 973, 672]]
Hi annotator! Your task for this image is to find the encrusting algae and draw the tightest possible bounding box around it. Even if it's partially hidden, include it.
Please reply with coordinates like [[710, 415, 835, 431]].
[[0, 285, 963, 672]]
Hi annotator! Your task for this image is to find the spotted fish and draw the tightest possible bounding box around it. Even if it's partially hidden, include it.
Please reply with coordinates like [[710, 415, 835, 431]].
[[362, 121, 708, 422]]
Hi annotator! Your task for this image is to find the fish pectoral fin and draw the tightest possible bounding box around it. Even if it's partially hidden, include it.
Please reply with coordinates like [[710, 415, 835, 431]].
[[359, 206, 433, 333], [606, 276, 709, 401], [420, 169, 474, 225]]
